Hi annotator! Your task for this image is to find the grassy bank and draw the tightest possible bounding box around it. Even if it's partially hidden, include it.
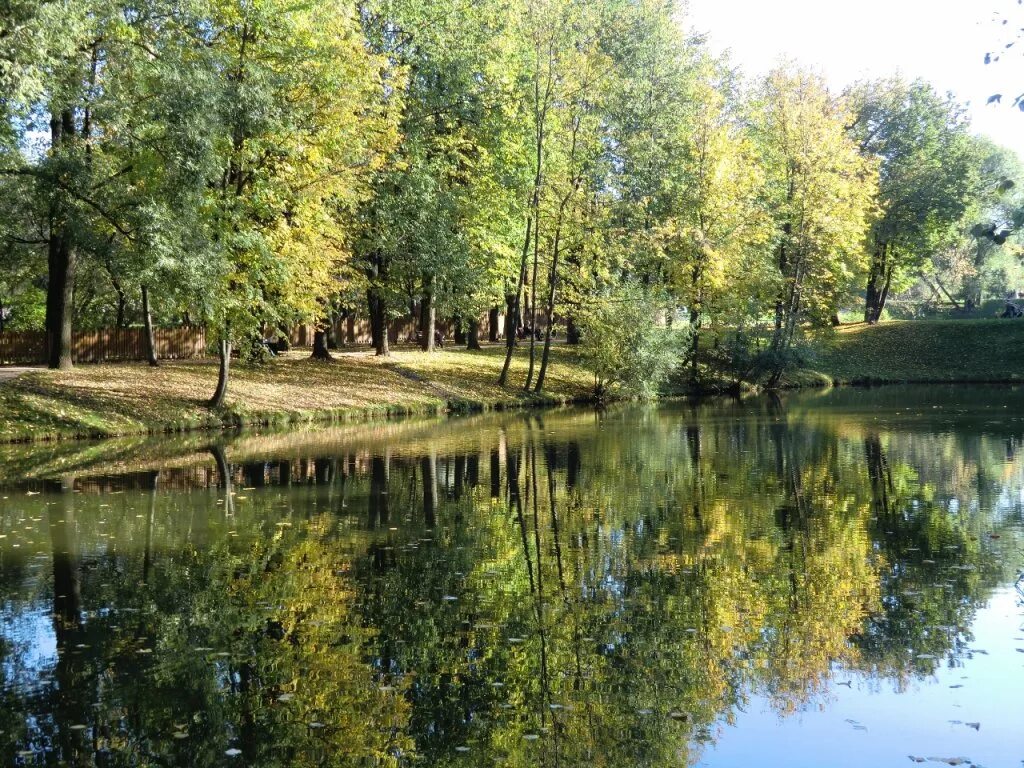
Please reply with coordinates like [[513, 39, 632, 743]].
[[0, 344, 593, 443], [808, 319, 1024, 384]]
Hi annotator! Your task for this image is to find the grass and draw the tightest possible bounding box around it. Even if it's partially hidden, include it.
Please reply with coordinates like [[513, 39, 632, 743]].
[[805, 319, 1024, 385], [0, 343, 593, 444]]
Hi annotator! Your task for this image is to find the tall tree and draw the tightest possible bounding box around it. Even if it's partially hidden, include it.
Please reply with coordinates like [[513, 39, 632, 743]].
[[751, 68, 877, 384], [200, 0, 393, 404], [848, 79, 980, 323]]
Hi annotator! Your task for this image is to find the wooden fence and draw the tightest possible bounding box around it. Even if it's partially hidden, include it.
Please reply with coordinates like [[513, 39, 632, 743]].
[[0, 327, 207, 364]]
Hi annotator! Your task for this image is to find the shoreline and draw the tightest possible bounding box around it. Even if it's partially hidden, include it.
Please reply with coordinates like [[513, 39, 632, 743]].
[[0, 346, 597, 445]]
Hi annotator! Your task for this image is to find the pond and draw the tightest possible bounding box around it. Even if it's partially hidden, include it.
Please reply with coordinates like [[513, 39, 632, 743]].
[[1, 386, 1022, 767]]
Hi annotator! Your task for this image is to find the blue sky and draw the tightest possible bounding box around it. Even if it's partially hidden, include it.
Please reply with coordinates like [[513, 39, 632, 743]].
[[684, 0, 1024, 157]]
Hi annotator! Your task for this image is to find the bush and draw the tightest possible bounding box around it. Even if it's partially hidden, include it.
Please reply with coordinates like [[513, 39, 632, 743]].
[[577, 282, 685, 399]]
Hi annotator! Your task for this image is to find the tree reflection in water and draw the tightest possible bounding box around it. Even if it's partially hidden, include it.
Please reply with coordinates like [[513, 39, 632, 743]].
[[0, 388, 1022, 766]]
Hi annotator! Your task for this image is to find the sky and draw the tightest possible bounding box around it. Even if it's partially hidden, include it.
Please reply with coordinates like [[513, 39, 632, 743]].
[[683, 0, 1024, 157]]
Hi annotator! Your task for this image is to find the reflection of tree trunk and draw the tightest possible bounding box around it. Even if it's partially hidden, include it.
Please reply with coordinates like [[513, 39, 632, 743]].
[[864, 433, 892, 517], [559, 443, 577, 492], [243, 462, 266, 488], [546, 446, 566, 592], [369, 455, 389, 529], [48, 477, 81, 645], [508, 447, 535, 593], [143, 471, 158, 584], [421, 454, 437, 528], [210, 444, 234, 515], [453, 455, 465, 500], [48, 475, 85, 761], [529, 444, 552, 731], [490, 449, 501, 499]]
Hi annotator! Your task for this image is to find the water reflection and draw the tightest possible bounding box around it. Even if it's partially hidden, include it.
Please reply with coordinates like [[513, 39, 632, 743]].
[[1, 387, 1022, 766]]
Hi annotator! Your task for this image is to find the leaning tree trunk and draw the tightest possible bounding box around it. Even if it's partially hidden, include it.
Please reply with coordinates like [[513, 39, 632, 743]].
[[141, 284, 158, 367], [467, 318, 481, 350], [499, 216, 533, 386], [209, 330, 231, 408]]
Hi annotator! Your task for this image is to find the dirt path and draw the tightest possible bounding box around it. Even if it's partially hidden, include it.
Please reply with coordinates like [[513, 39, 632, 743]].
[[0, 367, 36, 384]]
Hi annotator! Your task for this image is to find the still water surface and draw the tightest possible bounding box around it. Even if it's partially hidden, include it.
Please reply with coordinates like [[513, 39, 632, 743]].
[[1, 386, 1022, 767]]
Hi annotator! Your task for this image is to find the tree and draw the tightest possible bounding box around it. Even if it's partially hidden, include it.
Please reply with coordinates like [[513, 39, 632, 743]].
[[0, 0, 215, 369], [847, 79, 980, 323], [199, 0, 393, 404], [750, 68, 876, 384]]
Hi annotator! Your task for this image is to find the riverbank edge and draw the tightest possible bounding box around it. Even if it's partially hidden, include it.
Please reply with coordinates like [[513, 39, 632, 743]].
[[0, 359, 601, 445], [0, 388, 600, 446]]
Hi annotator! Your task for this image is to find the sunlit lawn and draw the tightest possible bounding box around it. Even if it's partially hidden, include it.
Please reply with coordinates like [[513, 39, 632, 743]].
[[0, 343, 592, 442]]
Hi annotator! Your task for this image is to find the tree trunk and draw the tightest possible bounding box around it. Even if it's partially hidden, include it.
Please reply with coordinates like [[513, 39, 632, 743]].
[[311, 329, 332, 360], [46, 235, 75, 370], [565, 315, 580, 344], [368, 288, 389, 356], [209, 333, 231, 408], [419, 285, 435, 352], [467, 318, 481, 350], [453, 318, 466, 345], [689, 309, 701, 384], [500, 216, 533, 386], [534, 232, 562, 393], [141, 284, 158, 366], [488, 307, 500, 341], [864, 243, 887, 323], [112, 278, 127, 328], [45, 110, 76, 371]]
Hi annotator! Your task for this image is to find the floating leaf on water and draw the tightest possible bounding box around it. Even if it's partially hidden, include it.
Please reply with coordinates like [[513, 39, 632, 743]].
[[69, 724, 87, 730], [668, 710, 689, 722], [507, 637, 524, 644], [225, 748, 242, 757], [308, 722, 324, 729], [442, 595, 458, 602], [636, 708, 653, 715], [173, 731, 188, 739], [455, 746, 470, 753], [915, 654, 937, 660], [522, 734, 540, 741], [277, 693, 294, 702]]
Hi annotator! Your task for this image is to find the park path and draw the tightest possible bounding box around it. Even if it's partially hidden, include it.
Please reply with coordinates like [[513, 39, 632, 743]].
[[0, 367, 36, 384]]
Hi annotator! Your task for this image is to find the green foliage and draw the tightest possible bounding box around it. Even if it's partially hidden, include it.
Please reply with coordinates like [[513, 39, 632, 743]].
[[577, 282, 684, 398]]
